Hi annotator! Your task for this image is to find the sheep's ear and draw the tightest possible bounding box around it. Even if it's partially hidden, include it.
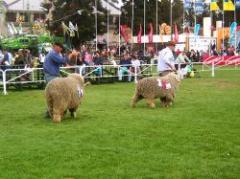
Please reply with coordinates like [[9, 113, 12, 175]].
[[77, 75, 84, 85]]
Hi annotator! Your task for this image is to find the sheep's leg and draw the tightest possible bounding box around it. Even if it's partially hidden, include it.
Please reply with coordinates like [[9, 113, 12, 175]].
[[131, 93, 143, 107], [165, 94, 174, 107], [69, 108, 77, 118], [47, 105, 53, 118], [160, 97, 167, 107], [146, 99, 156, 108]]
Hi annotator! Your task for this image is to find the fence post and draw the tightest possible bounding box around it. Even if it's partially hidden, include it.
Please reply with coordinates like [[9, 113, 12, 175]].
[[211, 60, 215, 77], [2, 71, 7, 95], [31, 68, 35, 81], [79, 66, 83, 76], [177, 63, 181, 73], [134, 66, 138, 83]]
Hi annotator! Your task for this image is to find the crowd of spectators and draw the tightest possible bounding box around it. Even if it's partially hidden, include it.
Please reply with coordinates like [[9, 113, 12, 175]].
[[0, 41, 238, 82]]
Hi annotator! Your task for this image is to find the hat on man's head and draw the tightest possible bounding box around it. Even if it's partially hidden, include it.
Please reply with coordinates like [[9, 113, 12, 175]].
[[53, 42, 64, 49], [166, 41, 176, 47]]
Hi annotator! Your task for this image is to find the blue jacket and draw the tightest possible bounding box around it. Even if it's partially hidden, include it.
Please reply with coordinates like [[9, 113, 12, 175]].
[[43, 50, 67, 76]]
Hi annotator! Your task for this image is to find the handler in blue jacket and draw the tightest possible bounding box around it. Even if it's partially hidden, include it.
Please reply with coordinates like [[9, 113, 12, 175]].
[[43, 42, 68, 83], [43, 42, 78, 83]]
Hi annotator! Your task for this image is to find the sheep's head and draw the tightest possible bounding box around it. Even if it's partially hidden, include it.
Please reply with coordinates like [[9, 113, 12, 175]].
[[69, 74, 85, 87], [166, 72, 181, 89]]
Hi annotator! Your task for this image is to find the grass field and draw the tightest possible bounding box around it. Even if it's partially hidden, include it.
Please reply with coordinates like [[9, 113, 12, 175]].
[[0, 70, 240, 178]]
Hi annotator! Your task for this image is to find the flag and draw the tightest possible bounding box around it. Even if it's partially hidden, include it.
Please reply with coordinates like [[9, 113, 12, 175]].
[[223, 0, 235, 11], [210, 0, 219, 11], [137, 24, 142, 44], [174, 24, 179, 43], [148, 23, 153, 43], [120, 25, 130, 43], [184, 0, 192, 10], [194, 24, 201, 37], [229, 22, 237, 45]]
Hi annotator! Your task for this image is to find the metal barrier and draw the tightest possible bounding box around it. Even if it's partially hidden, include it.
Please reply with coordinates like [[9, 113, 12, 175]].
[[2, 62, 238, 95], [0, 64, 156, 95], [0, 69, 5, 95]]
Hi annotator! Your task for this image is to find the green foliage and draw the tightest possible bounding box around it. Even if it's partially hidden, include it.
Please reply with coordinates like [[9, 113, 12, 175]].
[[42, 0, 117, 46], [0, 34, 64, 50], [0, 70, 240, 178], [0, 35, 38, 50]]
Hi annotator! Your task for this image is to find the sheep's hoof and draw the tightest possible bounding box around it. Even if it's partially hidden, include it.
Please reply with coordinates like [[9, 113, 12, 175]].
[[71, 112, 77, 118]]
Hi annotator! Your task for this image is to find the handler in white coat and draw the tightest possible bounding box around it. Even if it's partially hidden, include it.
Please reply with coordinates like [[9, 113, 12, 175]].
[[157, 41, 176, 76]]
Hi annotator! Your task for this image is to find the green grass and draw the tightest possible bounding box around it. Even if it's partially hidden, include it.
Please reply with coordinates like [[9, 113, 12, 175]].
[[0, 70, 240, 178]]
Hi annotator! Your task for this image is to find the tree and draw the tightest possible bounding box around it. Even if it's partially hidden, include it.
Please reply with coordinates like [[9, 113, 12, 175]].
[[119, 0, 183, 35], [42, 0, 115, 46]]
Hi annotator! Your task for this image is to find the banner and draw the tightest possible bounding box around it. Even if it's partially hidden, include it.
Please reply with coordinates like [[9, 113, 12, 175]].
[[195, 0, 205, 15], [210, 0, 220, 11], [223, 0, 235, 11]]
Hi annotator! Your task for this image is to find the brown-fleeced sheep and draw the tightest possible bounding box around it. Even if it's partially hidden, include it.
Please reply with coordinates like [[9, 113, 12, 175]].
[[131, 72, 181, 108], [45, 74, 85, 122]]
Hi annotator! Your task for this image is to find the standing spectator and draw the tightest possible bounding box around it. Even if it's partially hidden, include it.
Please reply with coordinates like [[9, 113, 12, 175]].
[[175, 51, 190, 70], [157, 41, 176, 76], [0, 50, 4, 64], [23, 49, 32, 67], [210, 40, 216, 55], [14, 49, 24, 65], [189, 49, 197, 62], [84, 51, 93, 65], [1, 49, 12, 66], [131, 53, 141, 73], [118, 53, 132, 81], [93, 51, 103, 76]]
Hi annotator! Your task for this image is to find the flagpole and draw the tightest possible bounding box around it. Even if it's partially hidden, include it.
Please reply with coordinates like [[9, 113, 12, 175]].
[[210, 4, 213, 55], [210, 7, 212, 37], [222, 0, 225, 53], [131, 0, 134, 50], [144, 0, 146, 56], [234, 0, 237, 54], [119, 3, 121, 58], [156, 0, 159, 50], [170, 0, 173, 40], [95, 0, 98, 51], [194, 0, 196, 31], [183, 1, 185, 36], [107, 0, 109, 50]]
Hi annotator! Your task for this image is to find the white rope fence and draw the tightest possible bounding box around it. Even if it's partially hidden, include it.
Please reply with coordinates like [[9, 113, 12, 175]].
[[0, 62, 239, 95]]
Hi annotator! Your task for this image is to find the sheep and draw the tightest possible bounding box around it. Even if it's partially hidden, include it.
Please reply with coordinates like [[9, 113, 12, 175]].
[[131, 72, 181, 108], [45, 74, 85, 123]]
